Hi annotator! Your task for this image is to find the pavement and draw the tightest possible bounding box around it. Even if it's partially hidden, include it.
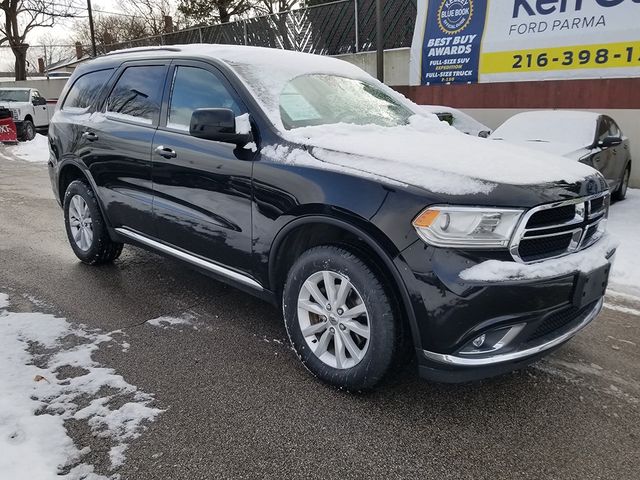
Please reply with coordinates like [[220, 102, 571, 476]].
[[1, 157, 639, 480]]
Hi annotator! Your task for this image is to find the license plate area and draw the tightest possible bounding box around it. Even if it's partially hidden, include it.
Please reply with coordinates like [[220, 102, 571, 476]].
[[573, 263, 610, 308]]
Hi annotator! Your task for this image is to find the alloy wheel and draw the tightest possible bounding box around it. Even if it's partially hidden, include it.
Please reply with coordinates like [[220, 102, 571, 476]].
[[68, 195, 93, 251], [297, 270, 370, 369]]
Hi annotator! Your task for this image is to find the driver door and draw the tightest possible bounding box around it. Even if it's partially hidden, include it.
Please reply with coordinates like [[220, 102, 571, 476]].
[[30, 90, 48, 128]]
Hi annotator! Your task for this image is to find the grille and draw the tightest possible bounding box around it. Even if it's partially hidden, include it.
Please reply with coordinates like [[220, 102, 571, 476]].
[[527, 301, 598, 343], [518, 234, 574, 262], [511, 193, 609, 263], [527, 205, 575, 228]]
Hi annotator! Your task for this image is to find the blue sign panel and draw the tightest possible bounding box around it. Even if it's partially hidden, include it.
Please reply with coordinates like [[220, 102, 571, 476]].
[[421, 0, 488, 84]]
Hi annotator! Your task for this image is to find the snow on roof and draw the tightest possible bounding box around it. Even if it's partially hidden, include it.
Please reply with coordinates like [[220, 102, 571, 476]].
[[491, 110, 600, 146]]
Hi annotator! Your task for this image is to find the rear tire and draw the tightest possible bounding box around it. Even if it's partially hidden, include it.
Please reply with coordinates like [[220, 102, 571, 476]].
[[63, 180, 123, 265], [612, 165, 631, 201], [283, 246, 398, 391]]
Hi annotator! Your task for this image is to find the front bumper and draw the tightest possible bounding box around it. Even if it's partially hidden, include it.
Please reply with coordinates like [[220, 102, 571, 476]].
[[399, 239, 615, 383]]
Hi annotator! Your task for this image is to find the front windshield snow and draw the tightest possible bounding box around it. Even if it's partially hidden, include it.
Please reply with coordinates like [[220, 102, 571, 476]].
[[0, 89, 29, 102], [279, 74, 414, 129]]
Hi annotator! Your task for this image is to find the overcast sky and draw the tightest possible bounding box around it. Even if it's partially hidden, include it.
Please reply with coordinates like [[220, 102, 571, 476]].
[[0, 1, 156, 72]]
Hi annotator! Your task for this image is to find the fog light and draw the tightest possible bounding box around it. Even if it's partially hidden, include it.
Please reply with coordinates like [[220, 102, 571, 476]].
[[472, 334, 486, 348]]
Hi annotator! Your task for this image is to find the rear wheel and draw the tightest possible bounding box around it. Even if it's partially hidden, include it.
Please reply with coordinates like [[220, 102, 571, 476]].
[[63, 180, 123, 265], [613, 165, 631, 201], [283, 246, 398, 390]]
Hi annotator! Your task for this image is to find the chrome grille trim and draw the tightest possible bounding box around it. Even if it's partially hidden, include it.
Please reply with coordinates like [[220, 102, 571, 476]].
[[509, 191, 610, 264]]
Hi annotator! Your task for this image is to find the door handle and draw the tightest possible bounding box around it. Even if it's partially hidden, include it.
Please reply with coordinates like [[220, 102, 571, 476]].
[[155, 145, 177, 159], [82, 131, 98, 141]]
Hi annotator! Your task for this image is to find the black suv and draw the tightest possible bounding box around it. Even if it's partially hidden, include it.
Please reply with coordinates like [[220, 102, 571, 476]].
[[48, 45, 616, 390]]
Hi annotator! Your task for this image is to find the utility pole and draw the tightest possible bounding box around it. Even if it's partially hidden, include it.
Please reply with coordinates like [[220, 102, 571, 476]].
[[87, 0, 97, 57], [375, 0, 383, 82]]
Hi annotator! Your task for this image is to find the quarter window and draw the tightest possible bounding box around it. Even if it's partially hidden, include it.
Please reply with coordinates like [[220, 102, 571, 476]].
[[106, 66, 165, 125], [62, 69, 113, 111], [167, 66, 241, 132]]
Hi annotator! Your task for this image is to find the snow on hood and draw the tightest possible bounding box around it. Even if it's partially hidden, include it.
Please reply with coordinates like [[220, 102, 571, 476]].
[[279, 116, 598, 195], [491, 139, 591, 160]]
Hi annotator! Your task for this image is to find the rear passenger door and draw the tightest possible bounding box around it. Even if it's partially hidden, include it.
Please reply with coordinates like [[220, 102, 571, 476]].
[[82, 61, 169, 236], [151, 60, 254, 274]]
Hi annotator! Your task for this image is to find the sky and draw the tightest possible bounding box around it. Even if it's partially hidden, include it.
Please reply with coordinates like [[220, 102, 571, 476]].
[[0, 0, 159, 72]]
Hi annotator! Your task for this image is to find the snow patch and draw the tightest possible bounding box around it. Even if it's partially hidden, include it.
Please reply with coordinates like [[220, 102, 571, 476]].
[[147, 312, 198, 329], [460, 234, 617, 282], [0, 293, 161, 478], [606, 188, 640, 297], [235, 113, 251, 134], [0, 133, 49, 163]]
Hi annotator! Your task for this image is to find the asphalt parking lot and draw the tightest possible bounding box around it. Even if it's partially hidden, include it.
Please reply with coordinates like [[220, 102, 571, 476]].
[[1, 157, 639, 480]]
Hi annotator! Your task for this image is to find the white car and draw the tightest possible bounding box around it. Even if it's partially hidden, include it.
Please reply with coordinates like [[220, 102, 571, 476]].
[[0, 87, 52, 141], [490, 110, 632, 199], [420, 105, 491, 137]]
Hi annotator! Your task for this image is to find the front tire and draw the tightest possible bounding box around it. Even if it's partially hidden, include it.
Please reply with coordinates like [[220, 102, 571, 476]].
[[283, 246, 398, 390], [612, 165, 631, 201], [63, 180, 123, 265], [20, 120, 35, 141]]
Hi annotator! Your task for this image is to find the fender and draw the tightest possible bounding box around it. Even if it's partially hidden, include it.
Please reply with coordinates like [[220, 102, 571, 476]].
[[268, 214, 423, 350], [56, 157, 117, 237]]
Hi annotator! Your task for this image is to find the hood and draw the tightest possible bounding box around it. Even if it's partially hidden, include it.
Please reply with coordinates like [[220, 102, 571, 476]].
[[280, 116, 599, 197], [491, 138, 591, 160]]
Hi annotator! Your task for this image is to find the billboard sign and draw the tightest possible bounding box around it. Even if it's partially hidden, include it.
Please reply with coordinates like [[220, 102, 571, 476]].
[[410, 0, 640, 84]]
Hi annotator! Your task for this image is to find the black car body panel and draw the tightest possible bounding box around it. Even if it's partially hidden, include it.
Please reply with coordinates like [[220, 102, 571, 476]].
[[48, 46, 617, 383]]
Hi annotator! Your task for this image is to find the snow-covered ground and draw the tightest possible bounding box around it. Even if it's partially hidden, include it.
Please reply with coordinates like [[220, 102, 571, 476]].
[[0, 134, 49, 162], [0, 293, 161, 479]]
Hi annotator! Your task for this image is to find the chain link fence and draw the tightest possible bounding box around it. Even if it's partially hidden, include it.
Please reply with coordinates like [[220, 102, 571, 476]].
[[104, 0, 416, 56]]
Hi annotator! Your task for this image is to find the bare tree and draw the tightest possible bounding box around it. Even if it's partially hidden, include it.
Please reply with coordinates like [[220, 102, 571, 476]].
[[0, 0, 77, 80], [256, 0, 298, 14], [120, 0, 176, 36], [30, 32, 74, 72], [73, 13, 152, 54]]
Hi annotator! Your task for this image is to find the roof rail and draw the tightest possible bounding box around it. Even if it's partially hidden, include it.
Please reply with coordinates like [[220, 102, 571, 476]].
[[104, 46, 182, 57]]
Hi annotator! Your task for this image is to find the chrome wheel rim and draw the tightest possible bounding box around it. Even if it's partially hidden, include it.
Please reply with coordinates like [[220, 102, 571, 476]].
[[68, 195, 93, 251], [297, 270, 370, 369]]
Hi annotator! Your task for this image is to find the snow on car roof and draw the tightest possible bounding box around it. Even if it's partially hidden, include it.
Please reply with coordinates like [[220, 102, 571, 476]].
[[491, 110, 600, 147]]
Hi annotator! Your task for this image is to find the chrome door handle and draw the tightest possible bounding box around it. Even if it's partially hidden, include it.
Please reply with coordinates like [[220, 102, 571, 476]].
[[82, 131, 98, 141], [155, 145, 177, 159]]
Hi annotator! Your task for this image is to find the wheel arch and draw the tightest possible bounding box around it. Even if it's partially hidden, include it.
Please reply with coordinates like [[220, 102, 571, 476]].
[[268, 215, 421, 351]]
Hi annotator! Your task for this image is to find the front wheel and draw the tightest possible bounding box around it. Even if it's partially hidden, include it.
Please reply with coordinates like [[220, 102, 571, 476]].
[[613, 165, 631, 201], [283, 246, 398, 390], [20, 120, 35, 141]]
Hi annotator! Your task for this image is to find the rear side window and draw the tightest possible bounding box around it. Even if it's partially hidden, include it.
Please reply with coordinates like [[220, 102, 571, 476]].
[[167, 66, 242, 131], [63, 69, 113, 112], [106, 66, 165, 126]]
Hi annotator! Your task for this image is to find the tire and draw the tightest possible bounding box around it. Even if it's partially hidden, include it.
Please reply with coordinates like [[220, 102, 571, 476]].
[[20, 119, 35, 141], [63, 180, 123, 265], [283, 246, 398, 391], [612, 164, 631, 201]]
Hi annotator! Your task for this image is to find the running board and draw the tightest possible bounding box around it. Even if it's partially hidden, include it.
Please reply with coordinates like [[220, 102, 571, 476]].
[[115, 227, 263, 291]]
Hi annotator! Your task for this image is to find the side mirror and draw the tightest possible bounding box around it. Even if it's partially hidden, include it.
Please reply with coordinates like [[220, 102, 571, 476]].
[[598, 136, 622, 148], [39, 97, 47, 106], [189, 108, 252, 146], [478, 130, 490, 138]]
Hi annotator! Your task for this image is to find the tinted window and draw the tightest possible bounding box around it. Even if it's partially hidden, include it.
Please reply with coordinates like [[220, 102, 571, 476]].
[[63, 69, 112, 111], [607, 117, 622, 137], [597, 117, 610, 142], [167, 66, 241, 131], [106, 66, 165, 125]]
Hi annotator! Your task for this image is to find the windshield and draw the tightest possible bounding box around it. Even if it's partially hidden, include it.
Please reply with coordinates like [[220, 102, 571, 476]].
[[279, 74, 414, 129], [0, 89, 29, 102]]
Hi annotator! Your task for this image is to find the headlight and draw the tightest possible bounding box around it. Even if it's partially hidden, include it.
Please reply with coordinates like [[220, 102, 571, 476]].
[[10, 108, 18, 120], [412, 206, 524, 248]]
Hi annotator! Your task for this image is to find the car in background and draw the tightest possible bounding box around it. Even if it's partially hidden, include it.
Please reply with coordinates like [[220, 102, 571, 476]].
[[0, 87, 52, 140], [490, 111, 632, 201], [421, 105, 491, 137]]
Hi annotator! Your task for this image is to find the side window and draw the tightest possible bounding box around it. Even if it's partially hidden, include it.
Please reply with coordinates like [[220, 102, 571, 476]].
[[597, 117, 610, 142], [167, 66, 242, 132], [31, 90, 39, 102], [607, 117, 622, 138], [106, 66, 166, 126], [62, 69, 113, 111]]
